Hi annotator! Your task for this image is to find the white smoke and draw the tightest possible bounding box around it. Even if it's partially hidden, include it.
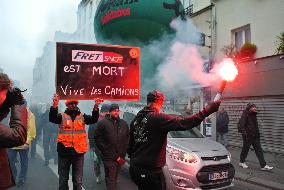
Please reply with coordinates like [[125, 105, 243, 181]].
[[156, 19, 222, 94]]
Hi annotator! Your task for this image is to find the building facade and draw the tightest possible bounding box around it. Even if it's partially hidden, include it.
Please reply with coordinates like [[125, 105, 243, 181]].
[[211, 0, 284, 154], [193, 0, 284, 153], [212, 0, 284, 60], [76, 0, 100, 42], [183, 0, 284, 154]]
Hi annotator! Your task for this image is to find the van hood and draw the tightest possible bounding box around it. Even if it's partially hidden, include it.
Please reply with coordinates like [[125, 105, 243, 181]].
[[168, 138, 228, 157]]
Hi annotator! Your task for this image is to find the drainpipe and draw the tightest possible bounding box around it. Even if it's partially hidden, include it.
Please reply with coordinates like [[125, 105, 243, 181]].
[[210, 0, 217, 62], [210, 0, 217, 141]]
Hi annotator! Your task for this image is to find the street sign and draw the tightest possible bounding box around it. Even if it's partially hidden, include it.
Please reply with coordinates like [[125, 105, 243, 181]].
[[56, 42, 140, 101]]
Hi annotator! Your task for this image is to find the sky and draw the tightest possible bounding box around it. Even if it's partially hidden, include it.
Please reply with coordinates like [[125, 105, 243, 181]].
[[0, 0, 81, 90]]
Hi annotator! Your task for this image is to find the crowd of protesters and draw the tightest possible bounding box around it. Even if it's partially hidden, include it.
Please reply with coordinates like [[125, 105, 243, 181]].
[[1, 72, 273, 190]]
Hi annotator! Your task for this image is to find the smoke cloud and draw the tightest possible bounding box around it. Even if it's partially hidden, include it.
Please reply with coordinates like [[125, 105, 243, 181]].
[[138, 19, 224, 98]]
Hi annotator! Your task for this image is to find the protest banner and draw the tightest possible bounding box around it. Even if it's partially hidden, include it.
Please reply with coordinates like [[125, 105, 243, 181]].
[[56, 42, 140, 101]]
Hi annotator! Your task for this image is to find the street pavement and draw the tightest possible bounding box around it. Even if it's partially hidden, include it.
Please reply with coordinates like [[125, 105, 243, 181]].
[[10, 144, 137, 190], [228, 146, 284, 190], [9, 144, 282, 190], [231, 180, 272, 190]]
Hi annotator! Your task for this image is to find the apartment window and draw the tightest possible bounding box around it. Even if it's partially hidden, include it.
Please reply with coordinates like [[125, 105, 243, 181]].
[[232, 25, 251, 50]]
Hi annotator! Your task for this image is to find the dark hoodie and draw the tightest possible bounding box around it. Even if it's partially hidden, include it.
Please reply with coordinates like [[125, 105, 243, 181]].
[[239, 104, 260, 138], [94, 115, 129, 161], [49, 106, 99, 156], [216, 110, 229, 133], [128, 106, 207, 169]]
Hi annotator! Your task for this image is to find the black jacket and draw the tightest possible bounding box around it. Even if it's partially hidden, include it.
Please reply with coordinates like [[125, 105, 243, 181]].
[[128, 106, 207, 169], [49, 106, 99, 156], [88, 115, 106, 148], [239, 108, 260, 138], [42, 111, 58, 139], [216, 111, 229, 133], [0, 105, 27, 189], [88, 124, 96, 148], [95, 115, 129, 161]]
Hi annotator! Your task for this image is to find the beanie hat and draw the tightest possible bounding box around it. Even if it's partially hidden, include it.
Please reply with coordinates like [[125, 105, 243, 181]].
[[109, 104, 119, 112], [65, 100, 78, 106], [246, 103, 256, 110], [147, 90, 165, 104]]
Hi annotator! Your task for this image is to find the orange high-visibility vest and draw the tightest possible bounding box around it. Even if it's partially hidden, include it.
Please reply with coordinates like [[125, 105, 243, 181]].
[[57, 113, 88, 153]]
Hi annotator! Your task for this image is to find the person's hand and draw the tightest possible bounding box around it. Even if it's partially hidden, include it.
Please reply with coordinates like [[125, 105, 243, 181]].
[[204, 100, 221, 116], [94, 98, 104, 110], [53, 94, 59, 108], [95, 98, 104, 106], [22, 143, 30, 149], [6, 88, 25, 106], [116, 157, 126, 166]]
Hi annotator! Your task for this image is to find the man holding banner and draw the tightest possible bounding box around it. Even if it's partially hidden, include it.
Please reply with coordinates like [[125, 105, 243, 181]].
[[49, 94, 103, 190]]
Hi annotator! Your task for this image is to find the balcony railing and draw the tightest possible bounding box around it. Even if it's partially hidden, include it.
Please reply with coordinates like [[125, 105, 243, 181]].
[[184, 4, 193, 16]]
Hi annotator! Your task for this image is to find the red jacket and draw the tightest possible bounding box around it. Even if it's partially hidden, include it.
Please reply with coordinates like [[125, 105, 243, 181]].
[[0, 105, 27, 190]]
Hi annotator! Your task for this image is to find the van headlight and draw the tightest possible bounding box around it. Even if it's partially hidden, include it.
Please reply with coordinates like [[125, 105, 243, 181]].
[[227, 152, 232, 162], [167, 146, 197, 163]]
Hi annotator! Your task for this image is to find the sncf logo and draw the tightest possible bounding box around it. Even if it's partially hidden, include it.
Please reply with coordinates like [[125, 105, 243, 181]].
[[72, 50, 123, 63], [104, 52, 124, 63]]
